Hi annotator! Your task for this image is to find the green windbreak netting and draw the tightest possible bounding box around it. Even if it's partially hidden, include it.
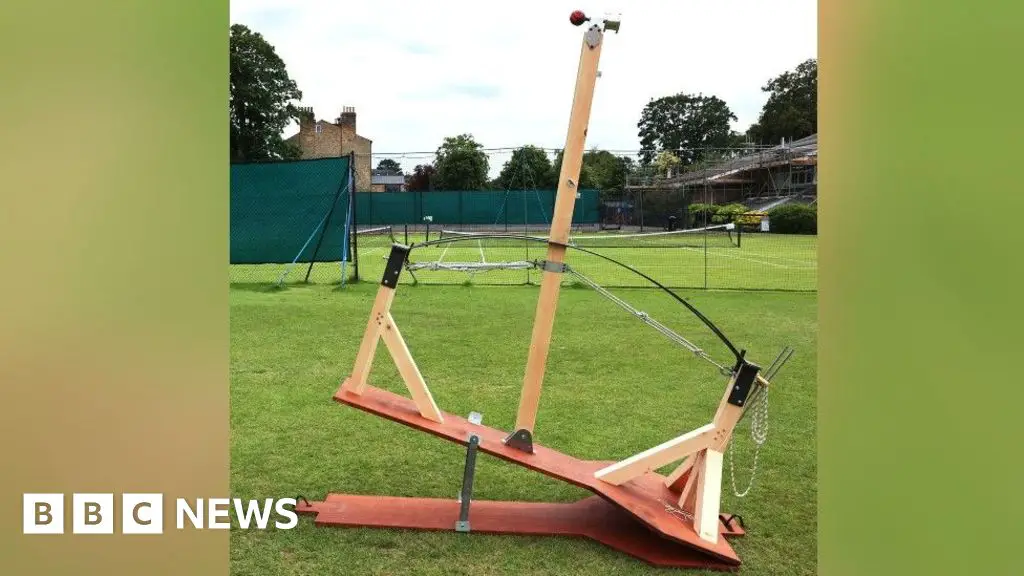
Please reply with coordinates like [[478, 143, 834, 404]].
[[354, 189, 600, 226], [230, 155, 601, 265], [230, 157, 350, 264]]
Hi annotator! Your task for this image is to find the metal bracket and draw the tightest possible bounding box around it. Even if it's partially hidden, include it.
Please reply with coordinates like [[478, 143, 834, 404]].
[[603, 14, 622, 33], [719, 513, 745, 531], [381, 244, 410, 288], [503, 428, 534, 454], [539, 260, 568, 274], [584, 24, 603, 49], [727, 359, 761, 407], [455, 434, 480, 532]]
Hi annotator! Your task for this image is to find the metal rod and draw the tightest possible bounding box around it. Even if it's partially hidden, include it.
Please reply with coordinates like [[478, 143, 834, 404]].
[[766, 347, 795, 381], [456, 435, 480, 532], [304, 173, 347, 283]]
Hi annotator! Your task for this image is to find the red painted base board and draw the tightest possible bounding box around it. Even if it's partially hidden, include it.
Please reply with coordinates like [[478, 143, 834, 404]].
[[297, 494, 744, 570], [330, 384, 745, 567]]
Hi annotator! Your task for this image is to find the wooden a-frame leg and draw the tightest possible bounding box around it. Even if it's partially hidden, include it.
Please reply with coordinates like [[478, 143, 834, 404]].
[[379, 313, 443, 423], [341, 286, 395, 395], [337, 245, 443, 423], [677, 450, 705, 510], [691, 363, 761, 543], [693, 449, 724, 543]]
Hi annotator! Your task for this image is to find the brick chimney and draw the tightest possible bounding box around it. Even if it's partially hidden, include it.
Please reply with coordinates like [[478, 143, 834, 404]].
[[337, 106, 356, 133], [296, 106, 316, 129]]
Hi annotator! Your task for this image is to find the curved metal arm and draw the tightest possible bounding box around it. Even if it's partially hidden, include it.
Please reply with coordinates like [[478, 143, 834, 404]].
[[407, 234, 745, 365]]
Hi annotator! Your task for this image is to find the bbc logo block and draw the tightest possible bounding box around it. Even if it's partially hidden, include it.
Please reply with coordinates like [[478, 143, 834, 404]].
[[122, 493, 163, 534], [72, 493, 114, 534], [23, 493, 164, 535], [23, 493, 299, 534], [23, 494, 64, 534]]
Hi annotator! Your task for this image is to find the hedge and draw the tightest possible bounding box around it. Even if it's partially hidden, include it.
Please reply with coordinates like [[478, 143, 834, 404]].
[[711, 203, 749, 224], [766, 203, 817, 234]]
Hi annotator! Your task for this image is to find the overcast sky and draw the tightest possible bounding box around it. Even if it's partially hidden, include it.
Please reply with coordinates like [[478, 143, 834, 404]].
[[230, 0, 816, 156]]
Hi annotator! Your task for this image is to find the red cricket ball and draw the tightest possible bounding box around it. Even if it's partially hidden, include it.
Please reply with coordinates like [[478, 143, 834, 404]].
[[569, 10, 588, 26]]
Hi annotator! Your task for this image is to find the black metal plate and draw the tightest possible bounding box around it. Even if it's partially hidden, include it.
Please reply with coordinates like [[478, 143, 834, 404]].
[[727, 360, 761, 407], [503, 429, 534, 454], [381, 244, 410, 288]]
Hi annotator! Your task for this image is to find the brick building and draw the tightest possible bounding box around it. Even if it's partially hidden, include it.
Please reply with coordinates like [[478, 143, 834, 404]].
[[286, 106, 373, 192]]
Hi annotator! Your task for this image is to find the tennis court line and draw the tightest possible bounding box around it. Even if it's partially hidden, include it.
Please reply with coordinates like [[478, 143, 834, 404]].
[[734, 249, 817, 266], [683, 247, 816, 270]]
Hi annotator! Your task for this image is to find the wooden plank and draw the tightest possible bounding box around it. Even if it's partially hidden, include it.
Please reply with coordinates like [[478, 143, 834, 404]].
[[514, 28, 605, 433], [515, 267, 565, 432], [379, 313, 443, 423], [340, 286, 395, 394], [304, 494, 743, 570], [694, 449, 724, 543], [334, 385, 742, 566], [665, 454, 696, 491], [594, 424, 716, 485], [677, 450, 704, 510], [680, 450, 706, 512]]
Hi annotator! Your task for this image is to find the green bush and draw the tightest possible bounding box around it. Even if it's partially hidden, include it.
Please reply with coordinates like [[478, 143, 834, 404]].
[[711, 203, 749, 224], [688, 203, 718, 224], [766, 203, 817, 234]]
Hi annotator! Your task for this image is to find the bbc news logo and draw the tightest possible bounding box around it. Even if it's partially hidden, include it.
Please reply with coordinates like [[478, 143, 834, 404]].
[[23, 494, 299, 534]]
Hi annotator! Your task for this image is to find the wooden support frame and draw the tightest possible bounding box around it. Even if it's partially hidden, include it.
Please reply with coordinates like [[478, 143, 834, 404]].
[[338, 247, 443, 423], [594, 361, 765, 545]]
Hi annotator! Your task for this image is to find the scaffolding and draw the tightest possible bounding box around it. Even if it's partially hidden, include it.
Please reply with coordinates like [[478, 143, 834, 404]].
[[623, 135, 818, 212]]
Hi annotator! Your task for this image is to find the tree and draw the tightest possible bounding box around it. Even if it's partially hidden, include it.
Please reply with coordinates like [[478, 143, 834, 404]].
[[637, 93, 737, 166], [547, 148, 635, 192], [433, 134, 490, 191], [653, 150, 681, 177], [497, 145, 553, 190], [229, 24, 303, 162], [746, 59, 817, 145], [581, 149, 634, 193], [375, 158, 403, 174], [406, 164, 436, 191]]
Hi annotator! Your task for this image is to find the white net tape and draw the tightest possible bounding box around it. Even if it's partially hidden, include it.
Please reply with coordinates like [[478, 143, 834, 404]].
[[405, 261, 536, 273]]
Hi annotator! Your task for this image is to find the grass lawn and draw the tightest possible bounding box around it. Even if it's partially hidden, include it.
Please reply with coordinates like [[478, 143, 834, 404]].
[[230, 281, 817, 575], [230, 231, 817, 292]]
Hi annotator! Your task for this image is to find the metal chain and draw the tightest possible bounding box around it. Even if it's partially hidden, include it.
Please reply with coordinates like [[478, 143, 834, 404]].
[[728, 382, 769, 498], [662, 499, 694, 521]]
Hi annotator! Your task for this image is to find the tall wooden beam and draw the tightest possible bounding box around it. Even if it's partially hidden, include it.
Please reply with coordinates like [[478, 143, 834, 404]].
[[513, 23, 606, 435]]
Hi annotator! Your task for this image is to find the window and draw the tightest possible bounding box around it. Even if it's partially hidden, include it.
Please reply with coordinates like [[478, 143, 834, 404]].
[[314, 124, 323, 134]]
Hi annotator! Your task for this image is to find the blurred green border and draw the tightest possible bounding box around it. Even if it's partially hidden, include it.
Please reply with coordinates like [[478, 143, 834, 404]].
[[1, 2, 228, 576], [820, 1, 1023, 574]]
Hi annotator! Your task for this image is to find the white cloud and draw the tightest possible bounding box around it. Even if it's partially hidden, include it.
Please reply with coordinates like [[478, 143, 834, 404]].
[[230, 0, 816, 154]]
